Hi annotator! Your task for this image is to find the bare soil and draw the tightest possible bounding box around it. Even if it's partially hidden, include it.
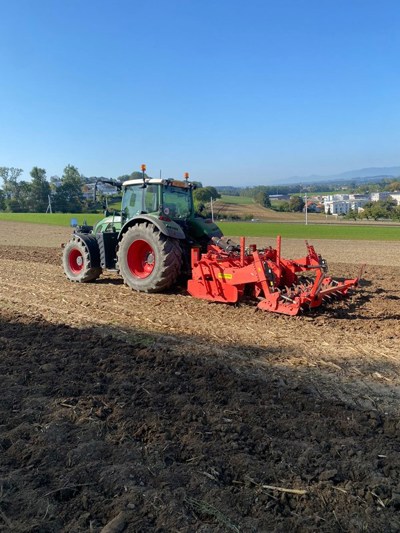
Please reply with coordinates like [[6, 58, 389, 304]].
[[1, 221, 400, 532]]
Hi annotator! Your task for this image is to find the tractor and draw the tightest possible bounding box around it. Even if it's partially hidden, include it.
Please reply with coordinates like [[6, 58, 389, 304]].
[[62, 167, 223, 292], [63, 166, 362, 315]]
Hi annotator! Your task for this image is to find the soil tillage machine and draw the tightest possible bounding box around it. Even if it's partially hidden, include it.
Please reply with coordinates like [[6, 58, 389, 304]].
[[187, 236, 362, 316]]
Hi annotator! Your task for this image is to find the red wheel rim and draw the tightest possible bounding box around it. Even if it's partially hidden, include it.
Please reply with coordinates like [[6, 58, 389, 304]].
[[69, 248, 84, 274], [127, 240, 155, 278]]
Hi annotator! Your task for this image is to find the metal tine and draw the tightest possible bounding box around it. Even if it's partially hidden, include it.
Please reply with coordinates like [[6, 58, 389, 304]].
[[280, 294, 295, 303]]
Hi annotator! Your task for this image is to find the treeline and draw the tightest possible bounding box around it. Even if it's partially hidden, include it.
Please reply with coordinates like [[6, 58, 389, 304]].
[[0, 165, 93, 213], [0, 164, 221, 214], [345, 199, 400, 221], [217, 185, 305, 196], [0, 165, 141, 213]]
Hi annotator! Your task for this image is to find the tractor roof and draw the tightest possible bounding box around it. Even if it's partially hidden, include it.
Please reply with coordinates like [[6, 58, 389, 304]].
[[122, 178, 190, 189]]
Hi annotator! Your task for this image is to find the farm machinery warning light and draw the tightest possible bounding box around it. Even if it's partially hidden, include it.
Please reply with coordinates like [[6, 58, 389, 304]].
[[62, 168, 362, 316]]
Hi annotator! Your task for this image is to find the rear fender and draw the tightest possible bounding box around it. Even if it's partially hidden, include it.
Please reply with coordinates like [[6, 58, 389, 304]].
[[118, 215, 186, 241]]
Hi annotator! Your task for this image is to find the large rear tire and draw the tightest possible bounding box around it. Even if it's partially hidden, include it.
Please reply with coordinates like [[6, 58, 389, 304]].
[[63, 235, 102, 283], [117, 223, 182, 293]]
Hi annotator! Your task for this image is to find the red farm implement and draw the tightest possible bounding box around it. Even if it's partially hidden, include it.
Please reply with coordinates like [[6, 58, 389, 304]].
[[187, 236, 362, 316]]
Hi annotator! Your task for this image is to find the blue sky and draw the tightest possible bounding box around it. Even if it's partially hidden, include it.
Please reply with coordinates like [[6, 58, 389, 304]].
[[1, 0, 399, 185]]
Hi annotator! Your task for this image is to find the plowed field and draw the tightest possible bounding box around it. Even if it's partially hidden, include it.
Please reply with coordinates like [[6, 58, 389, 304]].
[[1, 221, 400, 532]]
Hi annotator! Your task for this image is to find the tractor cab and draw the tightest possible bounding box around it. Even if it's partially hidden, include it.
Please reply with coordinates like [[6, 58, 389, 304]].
[[121, 178, 194, 223], [120, 177, 222, 251]]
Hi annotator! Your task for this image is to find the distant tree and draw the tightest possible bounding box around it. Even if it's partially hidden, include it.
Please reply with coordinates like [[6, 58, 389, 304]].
[[357, 184, 373, 194], [381, 198, 397, 211], [216, 186, 239, 196], [50, 175, 61, 185], [116, 174, 130, 183], [0, 167, 23, 188], [362, 200, 393, 220], [0, 167, 23, 205], [371, 204, 390, 220], [130, 170, 149, 180], [54, 165, 84, 212], [289, 195, 305, 212], [255, 191, 271, 208], [385, 179, 400, 192], [15, 181, 32, 212], [193, 186, 220, 204], [29, 167, 50, 212], [0, 167, 34, 211], [277, 201, 290, 212], [193, 189, 210, 204], [345, 208, 357, 221], [393, 206, 400, 220], [0, 189, 4, 210]]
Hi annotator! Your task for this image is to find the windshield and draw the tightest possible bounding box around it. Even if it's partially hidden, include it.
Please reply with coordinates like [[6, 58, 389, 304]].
[[121, 183, 192, 221], [162, 185, 192, 219], [121, 184, 159, 220]]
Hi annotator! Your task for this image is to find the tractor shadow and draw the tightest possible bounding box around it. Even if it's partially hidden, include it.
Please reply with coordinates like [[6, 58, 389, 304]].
[[96, 278, 124, 286], [375, 287, 400, 300], [1, 313, 400, 531]]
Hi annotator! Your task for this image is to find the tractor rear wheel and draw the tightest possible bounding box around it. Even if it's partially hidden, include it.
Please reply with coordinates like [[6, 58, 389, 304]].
[[63, 235, 102, 282], [117, 223, 182, 293]]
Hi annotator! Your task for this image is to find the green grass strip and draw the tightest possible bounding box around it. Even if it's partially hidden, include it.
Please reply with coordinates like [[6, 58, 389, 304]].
[[0, 212, 101, 226], [219, 195, 254, 205], [218, 221, 400, 241], [0, 212, 399, 240]]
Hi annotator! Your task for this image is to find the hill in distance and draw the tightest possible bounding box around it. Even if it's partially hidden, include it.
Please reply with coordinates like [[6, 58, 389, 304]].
[[284, 166, 400, 184]]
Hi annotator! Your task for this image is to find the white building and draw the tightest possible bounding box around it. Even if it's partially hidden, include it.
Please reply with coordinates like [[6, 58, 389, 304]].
[[324, 194, 349, 202], [349, 194, 369, 202], [350, 199, 369, 211], [323, 190, 400, 215], [370, 192, 392, 202], [324, 200, 349, 215], [390, 193, 400, 205]]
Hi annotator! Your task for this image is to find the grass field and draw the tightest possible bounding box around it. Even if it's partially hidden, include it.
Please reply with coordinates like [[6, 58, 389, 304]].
[[0, 212, 399, 240], [218, 221, 400, 241], [218, 195, 254, 205], [0, 212, 101, 226]]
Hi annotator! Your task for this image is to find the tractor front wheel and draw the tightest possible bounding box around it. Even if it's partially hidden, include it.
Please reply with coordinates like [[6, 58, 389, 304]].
[[117, 223, 182, 292], [62, 235, 102, 282]]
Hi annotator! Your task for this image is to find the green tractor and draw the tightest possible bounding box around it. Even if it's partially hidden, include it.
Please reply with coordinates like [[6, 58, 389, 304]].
[[62, 170, 222, 292]]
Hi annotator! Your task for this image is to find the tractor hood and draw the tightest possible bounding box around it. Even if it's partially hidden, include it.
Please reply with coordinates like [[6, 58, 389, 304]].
[[93, 215, 122, 234]]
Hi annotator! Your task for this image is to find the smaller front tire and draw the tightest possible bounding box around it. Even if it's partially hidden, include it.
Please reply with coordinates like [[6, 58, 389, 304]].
[[62, 236, 102, 282]]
